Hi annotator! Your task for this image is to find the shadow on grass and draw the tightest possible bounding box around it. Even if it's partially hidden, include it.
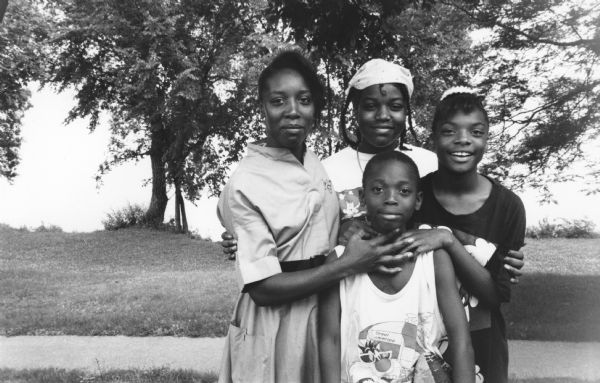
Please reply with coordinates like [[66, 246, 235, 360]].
[[506, 273, 600, 341], [511, 380, 600, 383], [0, 368, 218, 383]]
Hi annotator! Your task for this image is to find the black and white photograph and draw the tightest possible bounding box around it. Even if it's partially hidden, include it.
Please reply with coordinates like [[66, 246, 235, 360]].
[[1, 0, 598, 382]]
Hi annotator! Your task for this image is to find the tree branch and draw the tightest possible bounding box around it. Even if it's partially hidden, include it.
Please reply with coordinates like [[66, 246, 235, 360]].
[[440, 0, 599, 53]]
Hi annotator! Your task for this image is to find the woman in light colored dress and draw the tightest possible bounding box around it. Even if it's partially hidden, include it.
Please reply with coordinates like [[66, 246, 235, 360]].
[[217, 51, 409, 383]]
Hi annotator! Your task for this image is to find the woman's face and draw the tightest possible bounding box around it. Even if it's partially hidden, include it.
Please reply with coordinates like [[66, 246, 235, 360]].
[[262, 68, 315, 155], [355, 83, 407, 154]]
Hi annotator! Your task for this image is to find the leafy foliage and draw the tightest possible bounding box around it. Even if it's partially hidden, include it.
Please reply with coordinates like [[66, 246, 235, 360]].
[[439, 0, 600, 196], [46, 0, 275, 223], [0, 0, 51, 181], [102, 203, 147, 231], [33, 223, 64, 233], [526, 217, 597, 239], [265, 1, 489, 157], [3, 0, 596, 212], [268, 0, 600, 199]]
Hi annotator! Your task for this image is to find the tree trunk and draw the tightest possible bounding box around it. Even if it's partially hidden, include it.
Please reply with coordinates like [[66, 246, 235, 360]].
[[172, 183, 188, 233], [174, 182, 182, 232], [0, 0, 8, 23], [326, 62, 333, 157], [146, 128, 168, 225], [179, 189, 188, 233]]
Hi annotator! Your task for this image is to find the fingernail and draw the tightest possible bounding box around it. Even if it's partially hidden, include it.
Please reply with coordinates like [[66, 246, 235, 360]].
[[405, 238, 414, 243], [504, 264, 510, 269]]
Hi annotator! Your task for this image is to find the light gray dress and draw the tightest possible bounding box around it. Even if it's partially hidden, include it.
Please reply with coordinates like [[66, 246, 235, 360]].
[[217, 143, 339, 383]]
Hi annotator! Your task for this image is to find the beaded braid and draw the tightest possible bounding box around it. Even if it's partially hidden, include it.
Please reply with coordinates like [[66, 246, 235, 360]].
[[398, 85, 419, 150], [339, 88, 360, 150], [340, 84, 417, 151]]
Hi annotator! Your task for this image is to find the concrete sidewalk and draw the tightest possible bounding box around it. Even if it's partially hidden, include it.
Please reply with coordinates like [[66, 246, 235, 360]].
[[1, 336, 600, 380]]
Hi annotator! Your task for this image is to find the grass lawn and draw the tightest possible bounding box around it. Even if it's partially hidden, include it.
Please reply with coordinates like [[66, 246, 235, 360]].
[[1, 224, 599, 340], [0, 225, 237, 337], [505, 238, 600, 341], [0, 368, 217, 383], [0, 369, 597, 383]]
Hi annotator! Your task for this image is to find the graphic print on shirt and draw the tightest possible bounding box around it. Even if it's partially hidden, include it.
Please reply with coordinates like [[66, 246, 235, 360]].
[[349, 314, 439, 383], [338, 187, 365, 220], [446, 226, 497, 331], [322, 178, 334, 194]]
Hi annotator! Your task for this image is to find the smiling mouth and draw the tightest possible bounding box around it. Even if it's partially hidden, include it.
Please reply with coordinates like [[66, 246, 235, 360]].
[[282, 125, 305, 131], [373, 126, 394, 132], [378, 213, 403, 220], [450, 151, 473, 158]]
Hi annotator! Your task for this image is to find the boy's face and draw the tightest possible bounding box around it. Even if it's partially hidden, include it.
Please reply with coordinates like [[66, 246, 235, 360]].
[[262, 68, 315, 152], [362, 160, 422, 234], [355, 84, 407, 154], [433, 110, 489, 174]]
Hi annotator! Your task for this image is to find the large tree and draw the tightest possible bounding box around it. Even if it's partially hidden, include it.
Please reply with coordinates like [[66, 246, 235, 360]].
[[265, 0, 481, 157], [46, 0, 271, 225], [267, 0, 600, 199], [0, 0, 51, 181], [439, 0, 600, 197]]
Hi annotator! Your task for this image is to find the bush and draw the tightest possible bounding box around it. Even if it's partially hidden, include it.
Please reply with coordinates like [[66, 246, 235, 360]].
[[102, 204, 147, 231], [0, 223, 17, 231], [34, 223, 64, 233], [188, 229, 214, 242], [526, 218, 598, 239]]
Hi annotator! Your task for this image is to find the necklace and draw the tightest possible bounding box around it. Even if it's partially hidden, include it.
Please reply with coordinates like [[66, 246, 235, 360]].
[[356, 148, 364, 173]]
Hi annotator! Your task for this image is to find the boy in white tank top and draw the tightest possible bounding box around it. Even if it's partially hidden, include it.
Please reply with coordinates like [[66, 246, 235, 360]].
[[318, 151, 475, 383]]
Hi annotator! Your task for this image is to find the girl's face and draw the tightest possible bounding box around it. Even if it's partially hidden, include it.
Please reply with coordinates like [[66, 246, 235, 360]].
[[262, 68, 315, 155], [362, 160, 422, 234], [433, 109, 489, 174], [355, 84, 407, 154]]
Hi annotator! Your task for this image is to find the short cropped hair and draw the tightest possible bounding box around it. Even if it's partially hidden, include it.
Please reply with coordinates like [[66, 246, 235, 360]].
[[362, 151, 421, 190], [432, 92, 489, 131], [257, 50, 325, 117]]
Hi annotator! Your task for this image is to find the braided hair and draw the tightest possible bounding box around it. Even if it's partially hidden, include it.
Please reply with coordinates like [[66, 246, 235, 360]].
[[340, 83, 418, 151]]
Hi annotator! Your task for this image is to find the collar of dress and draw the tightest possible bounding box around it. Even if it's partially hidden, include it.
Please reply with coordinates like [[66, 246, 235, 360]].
[[248, 142, 309, 164]]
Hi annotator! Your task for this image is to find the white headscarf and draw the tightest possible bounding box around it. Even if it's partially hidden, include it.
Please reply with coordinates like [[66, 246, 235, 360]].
[[345, 59, 414, 98]]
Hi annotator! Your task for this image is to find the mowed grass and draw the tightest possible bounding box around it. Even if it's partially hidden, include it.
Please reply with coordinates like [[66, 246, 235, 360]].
[[0, 225, 237, 337], [505, 238, 600, 341], [0, 368, 217, 383], [0, 369, 597, 383], [1, 224, 599, 340]]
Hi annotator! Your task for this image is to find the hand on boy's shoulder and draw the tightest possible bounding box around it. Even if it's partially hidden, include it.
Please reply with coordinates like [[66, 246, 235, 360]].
[[392, 225, 455, 256], [340, 228, 415, 275], [338, 217, 377, 246]]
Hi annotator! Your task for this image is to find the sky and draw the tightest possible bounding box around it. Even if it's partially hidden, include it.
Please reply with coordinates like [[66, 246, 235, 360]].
[[1, 86, 599, 240]]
